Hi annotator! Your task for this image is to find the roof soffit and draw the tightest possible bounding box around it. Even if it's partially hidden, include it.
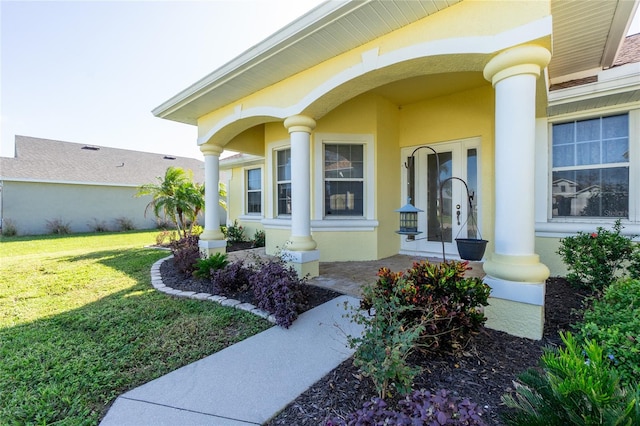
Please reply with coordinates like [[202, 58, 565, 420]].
[[549, 0, 639, 82], [153, 0, 462, 125]]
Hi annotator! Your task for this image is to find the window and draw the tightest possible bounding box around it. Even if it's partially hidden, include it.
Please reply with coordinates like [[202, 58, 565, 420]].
[[246, 168, 262, 214], [551, 114, 629, 218], [324, 144, 364, 216], [276, 149, 291, 216]]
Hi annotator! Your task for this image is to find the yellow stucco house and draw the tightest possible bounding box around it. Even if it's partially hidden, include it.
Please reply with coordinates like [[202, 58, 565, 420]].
[[154, 0, 640, 339]]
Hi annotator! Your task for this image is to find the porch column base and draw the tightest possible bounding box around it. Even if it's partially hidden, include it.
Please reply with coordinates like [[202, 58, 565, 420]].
[[200, 228, 225, 241], [286, 235, 317, 251], [198, 239, 226, 257], [483, 253, 549, 283], [282, 249, 320, 278], [483, 275, 545, 340]]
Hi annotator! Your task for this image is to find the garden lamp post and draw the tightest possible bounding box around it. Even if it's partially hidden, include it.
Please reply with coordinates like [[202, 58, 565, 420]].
[[396, 145, 446, 260]]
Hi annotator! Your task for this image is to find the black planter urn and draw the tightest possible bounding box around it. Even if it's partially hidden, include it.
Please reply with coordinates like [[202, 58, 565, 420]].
[[455, 238, 488, 261]]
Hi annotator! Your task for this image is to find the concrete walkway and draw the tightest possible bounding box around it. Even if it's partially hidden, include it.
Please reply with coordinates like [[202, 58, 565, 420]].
[[100, 295, 364, 425], [101, 251, 484, 425]]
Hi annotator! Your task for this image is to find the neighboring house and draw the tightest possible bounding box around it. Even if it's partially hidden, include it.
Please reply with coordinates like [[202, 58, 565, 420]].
[[0, 136, 205, 235], [153, 0, 640, 339]]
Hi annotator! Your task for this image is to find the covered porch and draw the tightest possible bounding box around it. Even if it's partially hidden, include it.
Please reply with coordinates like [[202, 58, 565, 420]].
[[227, 247, 485, 297]]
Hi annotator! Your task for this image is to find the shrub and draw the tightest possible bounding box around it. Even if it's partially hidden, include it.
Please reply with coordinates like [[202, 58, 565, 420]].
[[211, 260, 254, 294], [156, 217, 175, 230], [346, 283, 426, 398], [249, 260, 304, 328], [365, 260, 491, 349], [88, 218, 109, 232], [226, 220, 247, 243], [345, 261, 489, 398], [501, 332, 639, 426], [252, 229, 266, 248], [114, 217, 136, 231], [575, 278, 640, 386], [327, 389, 486, 425], [557, 220, 636, 292], [46, 218, 71, 234], [193, 253, 229, 279], [629, 248, 640, 280], [2, 218, 18, 236], [190, 225, 203, 236], [169, 234, 201, 276], [155, 230, 179, 246]]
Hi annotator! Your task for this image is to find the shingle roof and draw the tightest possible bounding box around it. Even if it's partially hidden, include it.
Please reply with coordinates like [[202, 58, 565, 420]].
[[0, 136, 204, 186], [550, 34, 640, 91], [613, 33, 640, 67]]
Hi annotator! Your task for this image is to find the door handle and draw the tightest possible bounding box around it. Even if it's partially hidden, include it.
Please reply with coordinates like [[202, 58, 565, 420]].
[[456, 204, 461, 225]]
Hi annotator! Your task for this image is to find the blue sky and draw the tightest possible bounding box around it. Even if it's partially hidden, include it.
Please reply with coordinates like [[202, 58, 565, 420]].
[[1, 1, 639, 160], [0, 0, 325, 159]]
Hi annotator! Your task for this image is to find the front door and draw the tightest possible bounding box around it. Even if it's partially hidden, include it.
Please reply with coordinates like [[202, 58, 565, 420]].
[[400, 138, 480, 259]]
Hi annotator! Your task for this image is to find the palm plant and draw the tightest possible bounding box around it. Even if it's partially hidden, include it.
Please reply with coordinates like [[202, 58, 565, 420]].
[[137, 166, 228, 238], [137, 167, 199, 238]]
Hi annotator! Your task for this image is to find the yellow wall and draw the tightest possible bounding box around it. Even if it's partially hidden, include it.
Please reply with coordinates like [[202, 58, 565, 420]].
[[224, 125, 266, 156], [536, 236, 569, 277], [314, 94, 378, 134], [265, 228, 291, 255], [398, 84, 495, 254], [375, 96, 402, 259], [313, 231, 378, 261], [226, 167, 244, 221]]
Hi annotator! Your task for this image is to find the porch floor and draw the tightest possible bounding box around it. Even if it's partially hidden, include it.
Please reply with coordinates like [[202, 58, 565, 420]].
[[227, 248, 485, 297]]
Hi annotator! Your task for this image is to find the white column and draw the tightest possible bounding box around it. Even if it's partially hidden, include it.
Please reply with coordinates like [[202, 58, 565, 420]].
[[494, 74, 537, 255], [482, 44, 551, 283], [281, 115, 319, 278], [199, 143, 226, 254], [283, 115, 317, 251], [481, 44, 551, 340]]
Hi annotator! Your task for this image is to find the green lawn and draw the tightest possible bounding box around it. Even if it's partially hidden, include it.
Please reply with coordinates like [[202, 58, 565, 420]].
[[0, 231, 271, 425]]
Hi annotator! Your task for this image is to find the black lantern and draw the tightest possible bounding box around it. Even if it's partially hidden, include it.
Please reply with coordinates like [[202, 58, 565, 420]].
[[395, 199, 423, 236]]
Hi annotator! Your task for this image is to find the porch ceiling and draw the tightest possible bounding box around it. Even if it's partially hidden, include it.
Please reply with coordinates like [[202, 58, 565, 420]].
[[153, 0, 637, 126]]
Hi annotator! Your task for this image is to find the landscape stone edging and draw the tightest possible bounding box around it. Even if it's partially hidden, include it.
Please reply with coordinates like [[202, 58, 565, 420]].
[[150, 255, 277, 324]]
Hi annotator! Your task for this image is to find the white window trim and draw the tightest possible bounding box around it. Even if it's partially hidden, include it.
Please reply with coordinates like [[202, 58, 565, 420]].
[[239, 165, 264, 221], [535, 105, 640, 238], [313, 133, 375, 221], [265, 139, 290, 220]]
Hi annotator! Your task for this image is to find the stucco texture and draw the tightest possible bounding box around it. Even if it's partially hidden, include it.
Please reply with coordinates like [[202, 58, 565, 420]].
[[2, 181, 156, 235]]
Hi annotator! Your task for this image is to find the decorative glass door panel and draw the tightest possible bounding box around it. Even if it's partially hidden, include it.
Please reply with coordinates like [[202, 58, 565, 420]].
[[427, 152, 452, 242]]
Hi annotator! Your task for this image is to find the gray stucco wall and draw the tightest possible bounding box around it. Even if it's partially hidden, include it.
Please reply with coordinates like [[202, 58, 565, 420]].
[[1, 181, 158, 235]]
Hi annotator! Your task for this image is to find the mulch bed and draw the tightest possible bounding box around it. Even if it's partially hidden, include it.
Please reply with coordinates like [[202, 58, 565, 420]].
[[158, 249, 589, 425], [266, 278, 590, 425], [158, 243, 342, 314]]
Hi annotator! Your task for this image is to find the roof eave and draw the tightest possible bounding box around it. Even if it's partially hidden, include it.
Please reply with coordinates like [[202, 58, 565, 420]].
[[601, 0, 639, 68], [151, 0, 354, 125], [219, 153, 265, 170]]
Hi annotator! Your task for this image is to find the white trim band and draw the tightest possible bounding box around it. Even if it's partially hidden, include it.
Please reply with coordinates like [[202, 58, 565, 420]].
[[484, 276, 545, 306]]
